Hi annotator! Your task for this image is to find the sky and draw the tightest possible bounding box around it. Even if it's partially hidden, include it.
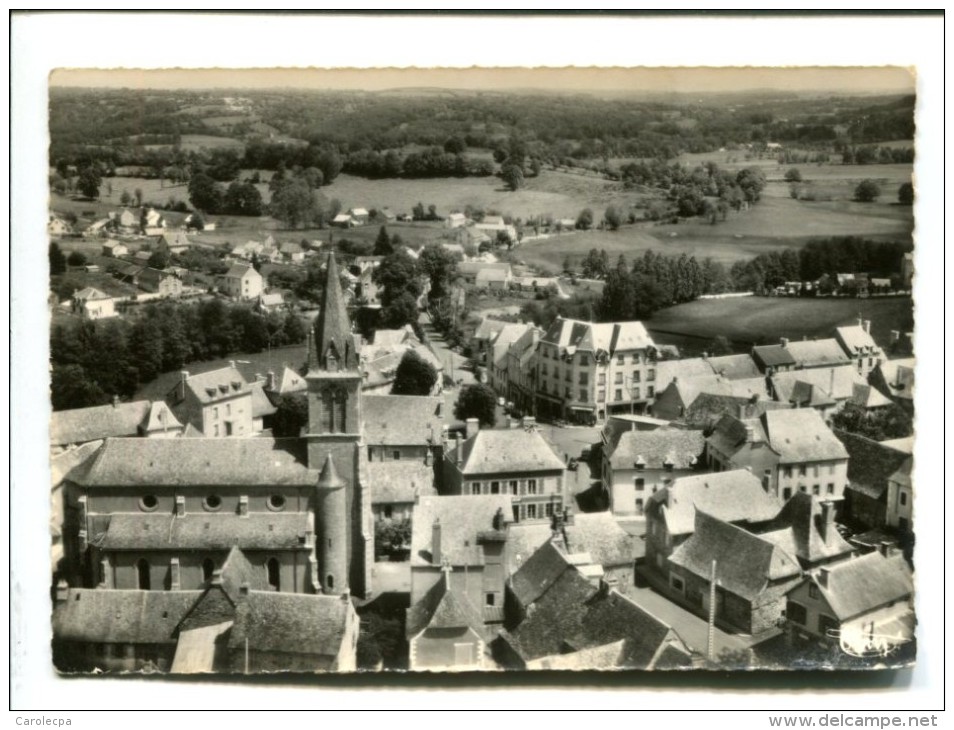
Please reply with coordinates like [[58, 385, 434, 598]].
[[50, 66, 915, 94]]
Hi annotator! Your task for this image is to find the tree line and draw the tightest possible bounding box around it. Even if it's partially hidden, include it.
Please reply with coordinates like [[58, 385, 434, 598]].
[[50, 300, 307, 411]]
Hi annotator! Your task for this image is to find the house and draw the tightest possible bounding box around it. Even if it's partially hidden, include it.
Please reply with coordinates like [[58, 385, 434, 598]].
[[643, 469, 782, 577], [257, 292, 285, 313], [474, 216, 518, 243], [406, 570, 488, 671], [221, 263, 264, 300], [495, 541, 693, 670], [487, 322, 537, 398], [885, 455, 913, 534], [409, 494, 514, 614], [138, 267, 183, 297], [353, 256, 384, 306], [102, 240, 128, 258], [280, 241, 305, 263], [156, 231, 192, 256], [602, 428, 706, 516], [113, 209, 139, 230], [535, 317, 659, 424], [133, 250, 154, 265], [360, 331, 443, 395], [84, 219, 111, 238], [869, 358, 915, 409], [654, 353, 761, 394], [651, 374, 770, 423], [475, 267, 512, 290], [785, 549, 914, 657], [445, 212, 469, 229], [60, 253, 375, 601], [248, 380, 278, 432], [754, 493, 855, 570], [368, 460, 436, 524], [230, 240, 264, 260], [502, 325, 543, 414], [471, 317, 509, 370], [457, 261, 512, 285], [834, 320, 885, 379], [768, 365, 871, 418], [111, 261, 144, 286], [48, 216, 73, 236], [442, 419, 567, 524], [165, 365, 254, 437], [752, 337, 850, 375], [668, 510, 803, 635], [51, 399, 183, 452], [362, 394, 444, 463], [348, 208, 369, 225], [71, 287, 117, 320], [706, 409, 849, 501], [332, 214, 355, 228], [834, 431, 911, 531], [263, 365, 308, 400]]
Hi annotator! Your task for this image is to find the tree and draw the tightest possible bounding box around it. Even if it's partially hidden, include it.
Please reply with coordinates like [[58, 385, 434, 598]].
[[186, 213, 205, 231], [272, 393, 309, 438], [417, 243, 459, 301], [443, 136, 466, 154], [391, 349, 438, 395], [374, 226, 394, 256], [77, 166, 102, 199], [854, 179, 881, 203], [454, 384, 497, 427], [67, 251, 87, 267], [374, 518, 412, 559], [374, 249, 422, 307], [134, 188, 143, 207], [224, 181, 264, 216], [49, 243, 66, 275], [381, 292, 420, 329], [576, 208, 594, 230], [830, 402, 913, 441], [188, 173, 224, 213], [148, 250, 170, 270], [784, 167, 802, 183], [270, 178, 320, 228], [51, 363, 107, 411], [119, 190, 132, 207], [412, 202, 426, 221], [898, 181, 914, 205], [501, 164, 524, 192], [604, 205, 622, 231]]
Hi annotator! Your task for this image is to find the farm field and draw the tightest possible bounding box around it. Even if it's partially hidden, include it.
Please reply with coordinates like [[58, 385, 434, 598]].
[[646, 295, 913, 349], [132, 344, 309, 403]]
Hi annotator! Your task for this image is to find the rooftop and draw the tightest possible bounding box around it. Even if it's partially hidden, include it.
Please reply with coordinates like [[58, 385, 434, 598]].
[[542, 317, 654, 355], [411, 495, 513, 567], [808, 551, 913, 621], [405, 573, 485, 639], [608, 428, 705, 471], [454, 427, 566, 476], [762, 409, 849, 464], [362, 395, 444, 446], [835, 430, 911, 501], [51, 400, 153, 446], [368, 461, 436, 505]]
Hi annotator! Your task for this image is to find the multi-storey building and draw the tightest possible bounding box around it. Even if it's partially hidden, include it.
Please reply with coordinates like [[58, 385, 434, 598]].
[[165, 365, 254, 438], [534, 317, 659, 424]]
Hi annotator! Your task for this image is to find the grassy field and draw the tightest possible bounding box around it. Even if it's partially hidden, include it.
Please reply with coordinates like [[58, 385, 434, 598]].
[[133, 344, 309, 402], [647, 295, 913, 349], [179, 134, 245, 151]]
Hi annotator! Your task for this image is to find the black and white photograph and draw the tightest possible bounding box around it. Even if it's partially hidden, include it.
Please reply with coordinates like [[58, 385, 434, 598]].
[[10, 10, 945, 719]]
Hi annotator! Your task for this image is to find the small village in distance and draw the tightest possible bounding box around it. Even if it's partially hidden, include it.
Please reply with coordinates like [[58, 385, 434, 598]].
[[46, 78, 917, 675]]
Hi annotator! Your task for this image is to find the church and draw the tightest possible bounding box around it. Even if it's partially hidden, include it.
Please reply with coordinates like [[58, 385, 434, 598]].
[[61, 253, 374, 600]]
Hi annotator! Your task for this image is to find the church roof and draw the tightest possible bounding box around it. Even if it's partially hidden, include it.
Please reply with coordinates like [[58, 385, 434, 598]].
[[311, 253, 359, 372]]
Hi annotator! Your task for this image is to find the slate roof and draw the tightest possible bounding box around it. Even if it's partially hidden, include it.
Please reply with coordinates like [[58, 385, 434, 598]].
[[541, 317, 654, 355], [270, 366, 307, 396], [53, 588, 201, 644], [652, 470, 782, 537], [752, 344, 797, 369], [655, 358, 720, 393], [368, 461, 436, 505], [91, 512, 313, 551], [835, 431, 911, 501], [176, 366, 250, 405], [491, 323, 533, 369], [506, 513, 637, 574], [770, 366, 866, 404], [681, 393, 789, 429], [51, 440, 104, 486], [51, 400, 152, 446], [372, 327, 413, 347], [73, 287, 111, 302], [784, 339, 852, 368], [669, 511, 801, 601], [473, 317, 508, 342], [411, 495, 513, 567], [849, 384, 894, 409], [706, 413, 771, 460], [72, 437, 319, 487], [706, 354, 761, 379], [458, 262, 512, 277], [874, 358, 915, 401], [362, 395, 443, 446], [457, 428, 565, 476], [758, 493, 854, 566], [835, 325, 881, 356], [762, 409, 849, 464], [475, 268, 510, 285], [608, 428, 705, 470], [509, 540, 572, 609], [808, 551, 913, 621], [158, 231, 191, 249], [228, 591, 352, 660], [889, 456, 912, 488], [249, 381, 278, 419], [219, 546, 271, 597], [361, 339, 443, 390], [224, 263, 256, 279], [405, 573, 485, 638]]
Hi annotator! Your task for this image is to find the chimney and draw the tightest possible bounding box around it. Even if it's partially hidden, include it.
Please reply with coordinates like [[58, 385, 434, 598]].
[[857, 316, 864, 328], [738, 403, 747, 419], [266, 370, 276, 390], [175, 495, 185, 517], [863, 320, 871, 334], [466, 418, 480, 439], [55, 579, 69, 604], [112, 394, 120, 408], [702, 351, 709, 360], [229, 360, 236, 370], [522, 415, 536, 430], [431, 519, 442, 564], [238, 496, 249, 517], [744, 424, 754, 442], [455, 433, 463, 466], [210, 568, 223, 586], [170, 558, 181, 590], [780, 337, 789, 348], [878, 541, 893, 557], [179, 370, 190, 400], [819, 501, 835, 544], [817, 567, 830, 589]]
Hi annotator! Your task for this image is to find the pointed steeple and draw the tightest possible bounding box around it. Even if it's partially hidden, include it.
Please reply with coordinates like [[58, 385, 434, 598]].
[[317, 454, 346, 490], [312, 252, 358, 372]]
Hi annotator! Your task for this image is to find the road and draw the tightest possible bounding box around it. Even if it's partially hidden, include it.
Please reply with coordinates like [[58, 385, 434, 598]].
[[418, 311, 476, 387]]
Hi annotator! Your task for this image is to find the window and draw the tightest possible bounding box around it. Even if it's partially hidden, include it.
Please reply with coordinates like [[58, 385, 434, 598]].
[[326, 575, 334, 591], [579, 390, 587, 403], [669, 574, 685, 593], [647, 369, 655, 382], [491, 481, 500, 495], [471, 482, 481, 495], [268, 495, 286, 511], [868, 357, 874, 367], [799, 485, 807, 493], [813, 465, 819, 478], [597, 373, 606, 386], [827, 483, 835, 494], [512, 505, 520, 522], [202, 558, 215, 583], [526, 504, 537, 519], [541, 363, 548, 376], [136, 559, 151, 590], [787, 602, 807, 625], [139, 495, 159, 512], [564, 370, 571, 382], [818, 614, 839, 638], [203, 495, 222, 512], [392, 450, 401, 461], [783, 487, 793, 500], [212, 407, 219, 420], [634, 353, 642, 365], [783, 466, 793, 479], [224, 421, 233, 436], [829, 465, 836, 475], [615, 389, 623, 401], [213, 424, 220, 437], [597, 389, 606, 402], [812, 485, 820, 496], [485, 593, 496, 607], [226, 403, 231, 416], [632, 371, 640, 383], [578, 372, 588, 385], [808, 583, 819, 600], [614, 372, 623, 384], [632, 387, 640, 399], [635, 478, 645, 491], [383, 505, 393, 519], [798, 465, 807, 477], [617, 355, 625, 365], [509, 480, 518, 495], [900, 491, 908, 506], [647, 386, 654, 398], [545, 503, 554, 517], [635, 498, 644, 514], [527, 480, 537, 495], [580, 355, 589, 366]]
